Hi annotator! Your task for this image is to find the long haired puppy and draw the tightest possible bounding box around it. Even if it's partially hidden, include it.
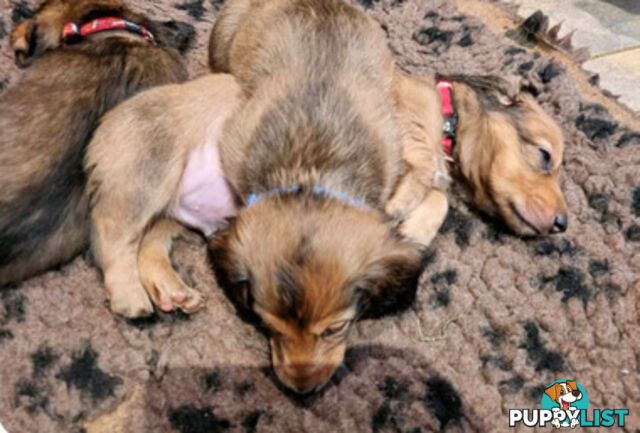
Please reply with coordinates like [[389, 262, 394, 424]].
[[394, 74, 569, 247], [0, 0, 189, 284], [207, 0, 430, 394], [207, 0, 569, 392]]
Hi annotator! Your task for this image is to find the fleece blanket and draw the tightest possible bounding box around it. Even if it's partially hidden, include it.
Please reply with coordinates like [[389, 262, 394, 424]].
[[0, 0, 638, 432]]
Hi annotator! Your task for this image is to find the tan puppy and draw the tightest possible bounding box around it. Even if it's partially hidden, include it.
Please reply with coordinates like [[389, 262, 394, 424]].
[[397, 75, 568, 246], [207, 0, 440, 394], [0, 0, 189, 284]]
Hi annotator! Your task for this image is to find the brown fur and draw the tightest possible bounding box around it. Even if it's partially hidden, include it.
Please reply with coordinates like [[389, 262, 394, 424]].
[[0, 0, 189, 284], [449, 75, 567, 236], [85, 0, 426, 393]]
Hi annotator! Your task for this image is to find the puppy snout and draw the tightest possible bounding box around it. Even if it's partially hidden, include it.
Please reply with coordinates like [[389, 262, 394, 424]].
[[572, 390, 581, 397], [552, 213, 568, 233], [281, 363, 330, 394]]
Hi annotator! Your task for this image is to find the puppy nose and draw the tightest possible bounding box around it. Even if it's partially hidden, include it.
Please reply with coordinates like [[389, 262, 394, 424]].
[[552, 213, 568, 233], [572, 390, 580, 397], [291, 382, 318, 395]]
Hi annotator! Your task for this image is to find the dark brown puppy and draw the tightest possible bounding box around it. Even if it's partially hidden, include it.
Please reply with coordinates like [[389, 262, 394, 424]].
[[0, 0, 189, 284], [207, 0, 429, 394]]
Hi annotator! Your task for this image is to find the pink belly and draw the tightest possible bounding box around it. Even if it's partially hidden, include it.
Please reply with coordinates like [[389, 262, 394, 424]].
[[170, 139, 237, 237]]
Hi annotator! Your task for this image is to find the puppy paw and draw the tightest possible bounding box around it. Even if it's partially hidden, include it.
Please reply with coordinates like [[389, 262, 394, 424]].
[[386, 173, 429, 221], [109, 284, 154, 318], [152, 283, 204, 314], [140, 266, 204, 314], [397, 189, 448, 247]]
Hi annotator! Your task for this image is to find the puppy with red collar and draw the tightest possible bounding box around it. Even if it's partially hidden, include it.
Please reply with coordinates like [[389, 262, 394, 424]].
[[390, 74, 569, 247], [545, 380, 583, 428], [0, 0, 189, 285]]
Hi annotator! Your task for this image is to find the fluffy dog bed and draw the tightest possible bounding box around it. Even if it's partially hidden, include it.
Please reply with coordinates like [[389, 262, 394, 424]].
[[1, 0, 638, 432]]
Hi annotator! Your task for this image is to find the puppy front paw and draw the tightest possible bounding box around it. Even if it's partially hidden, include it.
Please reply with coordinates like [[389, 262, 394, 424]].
[[397, 189, 448, 247], [109, 284, 154, 318], [139, 263, 204, 315]]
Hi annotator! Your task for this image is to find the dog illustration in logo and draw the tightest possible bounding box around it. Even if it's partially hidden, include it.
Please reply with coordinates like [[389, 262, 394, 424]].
[[545, 380, 582, 428]]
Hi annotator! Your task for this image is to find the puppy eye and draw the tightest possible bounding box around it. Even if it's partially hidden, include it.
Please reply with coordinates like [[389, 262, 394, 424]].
[[538, 148, 552, 172], [321, 321, 349, 339]]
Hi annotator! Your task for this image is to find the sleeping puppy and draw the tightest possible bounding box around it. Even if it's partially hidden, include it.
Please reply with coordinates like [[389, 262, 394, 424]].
[[0, 0, 189, 284], [393, 75, 569, 247], [207, 0, 437, 394], [87, 0, 427, 394]]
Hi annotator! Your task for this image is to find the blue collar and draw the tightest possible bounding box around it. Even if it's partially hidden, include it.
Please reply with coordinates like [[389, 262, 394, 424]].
[[246, 185, 364, 208]]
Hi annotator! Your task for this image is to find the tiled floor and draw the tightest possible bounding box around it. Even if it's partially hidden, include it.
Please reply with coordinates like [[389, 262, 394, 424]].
[[505, 0, 640, 112]]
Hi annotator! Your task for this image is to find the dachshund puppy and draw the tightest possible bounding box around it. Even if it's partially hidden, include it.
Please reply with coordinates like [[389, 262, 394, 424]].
[[206, 0, 434, 394], [0, 0, 189, 284], [395, 75, 569, 247]]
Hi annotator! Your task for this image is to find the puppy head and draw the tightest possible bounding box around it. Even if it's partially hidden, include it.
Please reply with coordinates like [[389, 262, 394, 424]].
[[453, 75, 568, 236], [209, 195, 423, 394]]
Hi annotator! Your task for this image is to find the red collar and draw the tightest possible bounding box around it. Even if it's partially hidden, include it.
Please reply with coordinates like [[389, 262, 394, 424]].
[[436, 78, 458, 157], [62, 17, 156, 45]]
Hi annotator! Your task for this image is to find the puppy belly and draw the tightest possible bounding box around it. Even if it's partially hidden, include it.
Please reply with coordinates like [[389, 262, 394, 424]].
[[170, 140, 237, 237]]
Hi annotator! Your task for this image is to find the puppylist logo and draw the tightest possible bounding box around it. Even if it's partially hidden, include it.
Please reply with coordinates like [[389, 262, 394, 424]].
[[509, 379, 629, 428]]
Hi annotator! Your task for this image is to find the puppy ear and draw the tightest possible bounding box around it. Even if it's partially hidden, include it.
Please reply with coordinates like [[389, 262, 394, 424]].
[[544, 384, 559, 402], [566, 380, 577, 391], [452, 74, 521, 107], [356, 238, 425, 319], [10, 18, 61, 68], [208, 229, 258, 320]]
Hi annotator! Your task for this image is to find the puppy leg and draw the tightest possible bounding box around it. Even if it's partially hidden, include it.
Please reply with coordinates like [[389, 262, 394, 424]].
[[399, 189, 449, 247], [138, 218, 203, 314], [88, 116, 190, 318], [386, 72, 444, 220], [91, 208, 154, 318]]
